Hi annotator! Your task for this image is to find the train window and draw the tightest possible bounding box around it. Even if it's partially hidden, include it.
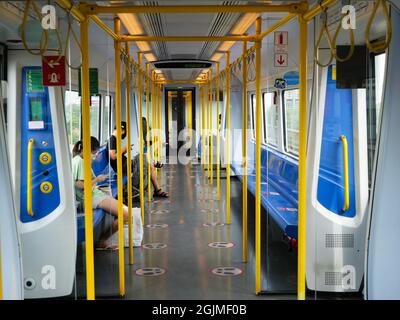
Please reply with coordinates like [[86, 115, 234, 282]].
[[250, 93, 256, 139], [90, 95, 101, 140], [263, 92, 279, 147], [283, 89, 299, 155], [101, 95, 112, 145], [374, 54, 385, 129], [64, 90, 81, 149], [366, 52, 386, 187]]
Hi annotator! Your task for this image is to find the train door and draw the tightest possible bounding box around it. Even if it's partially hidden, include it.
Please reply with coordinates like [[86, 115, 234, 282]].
[[365, 8, 400, 300], [7, 51, 76, 298], [0, 65, 23, 300]]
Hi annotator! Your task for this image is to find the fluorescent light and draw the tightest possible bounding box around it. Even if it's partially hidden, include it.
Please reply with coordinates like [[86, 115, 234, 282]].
[[144, 53, 157, 62], [211, 52, 224, 61], [213, 13, 259, 61], [232, 13, 259, 35], [118, 13, 155, 61], [118, 13, 143, 35]]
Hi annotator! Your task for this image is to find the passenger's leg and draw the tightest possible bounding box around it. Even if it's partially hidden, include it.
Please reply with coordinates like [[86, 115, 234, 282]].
[[95, 198, 130, 249]]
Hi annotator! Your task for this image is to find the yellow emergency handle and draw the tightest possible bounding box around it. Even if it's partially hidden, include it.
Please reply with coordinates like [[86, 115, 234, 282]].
[[340, 135, 349, 212], [27, 138, 35, 216]]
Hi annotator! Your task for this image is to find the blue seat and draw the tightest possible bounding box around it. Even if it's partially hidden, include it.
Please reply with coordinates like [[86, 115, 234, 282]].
[[92, 145, 128, 199], [231, 145, 299, 239], [76, 144, 129, 245], [76, 209, 106, 244]]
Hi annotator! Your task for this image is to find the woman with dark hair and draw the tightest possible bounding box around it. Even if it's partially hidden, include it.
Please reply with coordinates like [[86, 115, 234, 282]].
[[72, 137, 143, 250]]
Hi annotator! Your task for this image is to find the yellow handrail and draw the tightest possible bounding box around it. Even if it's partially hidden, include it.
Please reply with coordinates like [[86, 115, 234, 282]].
[[298, 15, 308, 301], [255, 17, 262, 295], [341, 135, 350, 212], [125, 43, 134, 265], [80, 17, 95, 300], [365, 0, 392, 53], [27, 138, 35, 216], [242, 40, 248, 263], [114, 17, 126, 297], [225, 51, 231, 225]]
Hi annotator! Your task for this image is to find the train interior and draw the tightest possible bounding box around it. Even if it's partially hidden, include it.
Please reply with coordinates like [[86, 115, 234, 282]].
[[0, 0, 400, 300]]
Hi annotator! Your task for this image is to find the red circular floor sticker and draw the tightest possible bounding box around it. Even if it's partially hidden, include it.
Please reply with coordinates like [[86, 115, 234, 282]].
[[136, 267, 166, 276], [203, 222, 225, 227], [208, 241, 234, 248], [212, 267, 243, 276], [146, 223, 169, 229], [142, 243, 167, 250]]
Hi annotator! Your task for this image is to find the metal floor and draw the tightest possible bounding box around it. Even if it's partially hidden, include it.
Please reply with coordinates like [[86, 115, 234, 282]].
[[76, 163, 296, 300]]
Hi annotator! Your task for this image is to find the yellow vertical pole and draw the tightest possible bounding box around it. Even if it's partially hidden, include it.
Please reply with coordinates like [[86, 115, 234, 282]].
[[146, 64, 152, 201], [155, 81, 159, 162], [125, 43, 134, 265], [255, 17, 262, 295], [209, 69, 213, 184], [159, 84, 162, 163], [188, 92, 192, 151], [137, 52, 145, 224], [114, 18, 125, 297], [206, 82, 209, 175], [152, 72, 156, 162], [242, 40, 248, 263], [216, 63, 220, 200], [226, 51, 231, 225], [168, 91, 172, 141], [80, 17, 95, 300], [201, 86, 206, 170], [298, 15, 308, 301]]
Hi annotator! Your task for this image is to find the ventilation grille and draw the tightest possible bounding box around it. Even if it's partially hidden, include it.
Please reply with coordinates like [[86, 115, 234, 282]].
[[325, 234, 354, 248], [325, 272, 343, 286]]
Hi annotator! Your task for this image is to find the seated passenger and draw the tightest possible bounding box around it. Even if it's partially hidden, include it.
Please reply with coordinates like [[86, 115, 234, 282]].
[[142, 116, 163, 169], [107, 122, 168, 198], [72, 137, 143, 250]]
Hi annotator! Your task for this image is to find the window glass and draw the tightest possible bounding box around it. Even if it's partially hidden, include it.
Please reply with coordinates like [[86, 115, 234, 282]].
[[90, 95, 101, 140], [374, 54, 385, 132], [367, 53, 386, 187], [101, 95, 111, 144], [64, 90, 81, 150], [263, 92, 279, 146], [250, 94, 256, 138], [283, 89, 299, 155]]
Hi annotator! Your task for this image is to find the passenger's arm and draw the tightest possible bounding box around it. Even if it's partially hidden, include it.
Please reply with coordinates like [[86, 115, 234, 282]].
[[75, 180, 84, 189], [109, 145, 128, 160]]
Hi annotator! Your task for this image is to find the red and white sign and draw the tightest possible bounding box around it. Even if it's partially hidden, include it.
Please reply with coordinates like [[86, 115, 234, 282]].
[[42, 56, 66, 86], [274, 53, 288, 67], [274, 31, 288, 46], [274, 31, 289, 67]]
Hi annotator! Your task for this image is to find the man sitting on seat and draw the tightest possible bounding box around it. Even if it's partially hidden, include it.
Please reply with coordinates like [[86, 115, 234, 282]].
[[107, 121, 168, 198]]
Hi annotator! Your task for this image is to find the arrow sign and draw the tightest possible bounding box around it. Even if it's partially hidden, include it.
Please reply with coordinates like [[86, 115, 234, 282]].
[[274, 53, 288, 67], [42, 56, 66, 86], [47, 60, 60, 68], [274, 31, 288, 45]]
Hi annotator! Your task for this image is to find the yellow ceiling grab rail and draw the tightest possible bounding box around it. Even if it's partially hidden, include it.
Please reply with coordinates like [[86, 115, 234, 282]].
[[340, 135, 350, 212], [27, 139, 35, 216]]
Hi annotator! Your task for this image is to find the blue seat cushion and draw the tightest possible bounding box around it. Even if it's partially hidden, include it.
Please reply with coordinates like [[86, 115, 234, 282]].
[[232, 145, 299, 239], [76, 209, 106, 244]]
